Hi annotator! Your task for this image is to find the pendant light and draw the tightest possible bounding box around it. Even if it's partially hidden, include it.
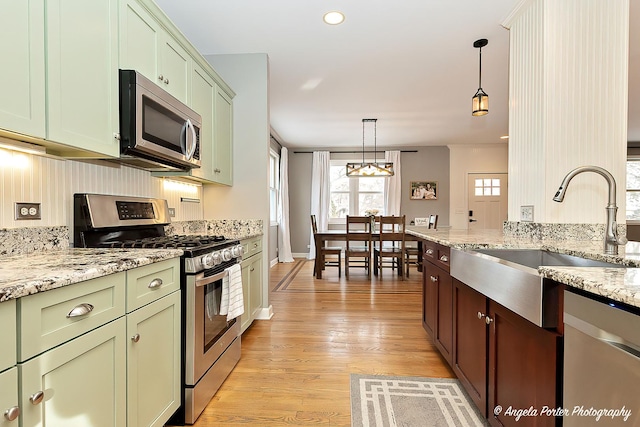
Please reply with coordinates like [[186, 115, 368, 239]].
[[346, 119, 394, 177], [472, 38, 489, 116]]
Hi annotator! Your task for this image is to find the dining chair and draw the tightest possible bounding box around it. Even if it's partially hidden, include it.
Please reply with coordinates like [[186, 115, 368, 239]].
[[345, 215, 373, 278], [311, 215, 342, 277], [374, 215, 406, 279]]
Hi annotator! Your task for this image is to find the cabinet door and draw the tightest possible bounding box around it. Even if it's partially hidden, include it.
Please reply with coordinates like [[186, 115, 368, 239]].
[[46, 0, 119, 157], [213, 86, 233, 185], [249, 256, 263, 319], [127, 291, 181, 427], [433, 264, 453, 364], [487, 301, 560, 427], [189, 64, 216, 181], [20, 318, 126, 427], [119, 0, 161, 83], [160, 34, 190, 103], [453, 279, 488, 417], [0, 368, 19, 426], [422, 260, 437, 339], [240, 256, 252, 333], [0, 0, 45, 138]]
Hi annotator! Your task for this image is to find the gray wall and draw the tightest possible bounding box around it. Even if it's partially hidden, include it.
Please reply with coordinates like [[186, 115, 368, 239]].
[[288, 146, 450, 255]]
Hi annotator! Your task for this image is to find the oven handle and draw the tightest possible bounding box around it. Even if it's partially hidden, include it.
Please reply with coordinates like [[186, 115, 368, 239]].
[[195, 269, 228, 288]]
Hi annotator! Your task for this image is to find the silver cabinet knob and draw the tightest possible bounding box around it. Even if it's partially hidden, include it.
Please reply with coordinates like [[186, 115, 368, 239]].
[[29, 391, 44, 405], [477, 312, 485, 320], [158, 74, 164, 81], [147, 278, 163, 289], [214, 168, 221, 173], [4, 406, 20, 421], [114, 133, 121, 140], [66, 303, 94, 318], [164, 78, 169, 84], [485, 316, 494, 325], [429, 275, 438, 282], [426, 249, 434, 255], [131, 334, 140, 343], [439, 255, 449, 262]]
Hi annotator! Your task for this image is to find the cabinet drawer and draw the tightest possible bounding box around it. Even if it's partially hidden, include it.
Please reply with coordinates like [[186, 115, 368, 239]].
[[18, 272, 126, 362], [126, 259, 180, 312], [242, 236, 262, 258], [423, 241, 450, 272], [0, 300, 16, 372]]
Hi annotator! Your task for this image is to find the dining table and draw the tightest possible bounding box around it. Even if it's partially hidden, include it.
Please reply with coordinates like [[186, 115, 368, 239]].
[[313, 230, 423, 279]]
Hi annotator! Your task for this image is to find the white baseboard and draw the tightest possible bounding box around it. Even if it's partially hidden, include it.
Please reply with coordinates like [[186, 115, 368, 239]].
[[255, 305, 274, 320], [292, 252, 310, 258], [270, 258, 278, 268]]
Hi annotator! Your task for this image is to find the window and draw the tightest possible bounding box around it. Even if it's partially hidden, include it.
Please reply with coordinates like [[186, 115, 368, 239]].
[[329, 161, 385, 220], [269, 150, 280, 224], [627, 160, 640, 221], [474, 178, 501, 196]]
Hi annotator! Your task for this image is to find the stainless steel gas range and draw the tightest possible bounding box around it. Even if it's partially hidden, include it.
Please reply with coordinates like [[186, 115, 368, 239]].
[[73, 193, 243, 424]]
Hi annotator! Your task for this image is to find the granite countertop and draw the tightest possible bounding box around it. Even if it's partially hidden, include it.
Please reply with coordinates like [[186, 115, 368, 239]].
[[0, 248, 183, 303], [406, 226, 640, 309]]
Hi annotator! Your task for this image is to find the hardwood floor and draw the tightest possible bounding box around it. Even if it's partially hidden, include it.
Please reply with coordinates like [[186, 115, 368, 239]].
[[192, 258, 454, 426]]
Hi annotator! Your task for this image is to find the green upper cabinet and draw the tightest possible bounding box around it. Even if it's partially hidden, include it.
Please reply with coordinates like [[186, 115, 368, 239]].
[[119, 0, 190, 104], [46, 0, 120, 157], [213, 86, 234, 186], [0, 0, 46, 139], [188, 63, 216, 182]]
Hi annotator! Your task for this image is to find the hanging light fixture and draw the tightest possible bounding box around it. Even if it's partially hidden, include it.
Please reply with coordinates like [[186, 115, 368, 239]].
[[472, 38, 489, 116], [346, 119, 394, 177]]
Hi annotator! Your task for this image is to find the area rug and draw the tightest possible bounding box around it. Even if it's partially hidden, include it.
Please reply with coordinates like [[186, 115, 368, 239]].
[[350, 374, 488, 427]]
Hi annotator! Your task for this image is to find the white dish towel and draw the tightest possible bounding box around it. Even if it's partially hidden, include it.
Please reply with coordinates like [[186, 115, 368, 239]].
[[220, 263, 244, 321]]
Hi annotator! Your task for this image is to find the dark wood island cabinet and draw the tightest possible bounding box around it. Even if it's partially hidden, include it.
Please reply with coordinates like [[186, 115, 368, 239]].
[[422, 241, 564, 427], [422, 240, 453, 365]]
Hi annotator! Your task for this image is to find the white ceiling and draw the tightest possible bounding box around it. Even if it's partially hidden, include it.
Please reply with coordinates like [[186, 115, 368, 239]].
[[155, 0, 640, 149]]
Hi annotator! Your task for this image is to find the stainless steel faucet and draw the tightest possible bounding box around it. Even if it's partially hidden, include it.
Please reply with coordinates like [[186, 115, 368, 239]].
[[553, 166, 627, 255]]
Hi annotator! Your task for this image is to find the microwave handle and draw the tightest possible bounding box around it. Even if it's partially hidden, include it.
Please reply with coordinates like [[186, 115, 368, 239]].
[[180, 119, 198, 160], [186, 119, 197, 160]]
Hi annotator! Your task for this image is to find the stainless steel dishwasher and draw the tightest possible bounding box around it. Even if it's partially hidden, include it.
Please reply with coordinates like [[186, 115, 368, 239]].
[[564, 291, 640, 426]]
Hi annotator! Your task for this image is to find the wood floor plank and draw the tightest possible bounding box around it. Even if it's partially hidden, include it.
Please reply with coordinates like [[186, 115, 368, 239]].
[[191, 259, 453, 426]]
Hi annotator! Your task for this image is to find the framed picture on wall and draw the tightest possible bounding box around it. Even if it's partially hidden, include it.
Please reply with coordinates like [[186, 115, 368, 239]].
[[410, 181, 437, 200]]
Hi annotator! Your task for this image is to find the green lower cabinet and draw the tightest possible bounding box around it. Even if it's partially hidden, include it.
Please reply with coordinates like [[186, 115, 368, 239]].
[[0, 368, 19, 426], [240, 258, 252, 332], [126, 291, 181, 427], [239, 246, 263, 333], [19, 317, 127, 427]]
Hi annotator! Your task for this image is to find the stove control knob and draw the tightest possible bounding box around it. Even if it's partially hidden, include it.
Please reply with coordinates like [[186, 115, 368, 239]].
[[202, 254, 215, 269], [231, 245, 244, 257], [221, 248, 233, 261], [211, 252, 222, 265]]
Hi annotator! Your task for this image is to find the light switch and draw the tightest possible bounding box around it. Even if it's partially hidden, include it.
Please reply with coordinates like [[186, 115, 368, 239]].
[[520, 205, 534, 222]]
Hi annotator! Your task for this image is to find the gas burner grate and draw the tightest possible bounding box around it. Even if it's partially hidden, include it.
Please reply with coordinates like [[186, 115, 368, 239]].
[[99, 235, 228, 250]]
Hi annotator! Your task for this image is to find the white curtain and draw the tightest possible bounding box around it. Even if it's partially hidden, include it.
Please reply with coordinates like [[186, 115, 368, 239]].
[[277, 147, 294, 262], [384, 150, 402, 216], [308, 151, 331, 259]]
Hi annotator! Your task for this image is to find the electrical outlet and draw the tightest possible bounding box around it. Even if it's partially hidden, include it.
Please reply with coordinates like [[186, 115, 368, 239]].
[[520, 205, 534, 222], [16, 202, 41, 220], [168, 207, 176, 217]]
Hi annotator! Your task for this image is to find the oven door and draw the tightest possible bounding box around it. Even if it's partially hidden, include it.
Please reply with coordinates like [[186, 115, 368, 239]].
[[185, 269, 239, 386]]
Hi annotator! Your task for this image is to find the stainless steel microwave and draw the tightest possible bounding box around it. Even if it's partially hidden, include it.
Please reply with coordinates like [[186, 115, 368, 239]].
[[118, 69, 201, 171]]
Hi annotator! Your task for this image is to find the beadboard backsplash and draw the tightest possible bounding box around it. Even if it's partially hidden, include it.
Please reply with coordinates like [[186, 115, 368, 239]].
[[0, 150, 203, 231]]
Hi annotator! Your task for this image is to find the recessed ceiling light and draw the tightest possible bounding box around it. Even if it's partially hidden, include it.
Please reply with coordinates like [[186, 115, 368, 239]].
[[323, 11, 345, 25]]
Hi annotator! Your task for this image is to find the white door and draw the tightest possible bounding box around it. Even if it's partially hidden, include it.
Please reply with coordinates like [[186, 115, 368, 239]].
[[468, 173, 508, 230]]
